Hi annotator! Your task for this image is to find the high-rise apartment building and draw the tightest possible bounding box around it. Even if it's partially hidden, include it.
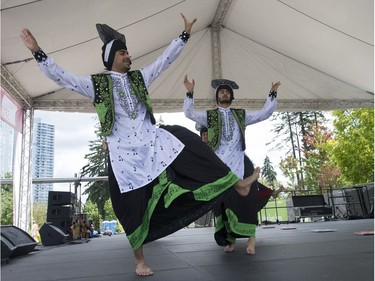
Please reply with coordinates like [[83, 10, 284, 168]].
[[32, 118, 55, 203]]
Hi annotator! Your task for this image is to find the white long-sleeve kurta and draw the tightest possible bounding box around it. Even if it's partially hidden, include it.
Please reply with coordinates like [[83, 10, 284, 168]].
[[184, 96, 277, 178], [37, 37, 187, 193]]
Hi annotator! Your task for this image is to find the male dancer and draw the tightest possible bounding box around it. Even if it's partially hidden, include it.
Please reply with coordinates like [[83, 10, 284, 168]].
[[21, 14, 260, 276], [184, 75, 280, 254]]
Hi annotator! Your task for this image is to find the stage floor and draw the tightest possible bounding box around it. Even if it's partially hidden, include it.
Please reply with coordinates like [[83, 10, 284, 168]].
[[1, 218, 374, 281]]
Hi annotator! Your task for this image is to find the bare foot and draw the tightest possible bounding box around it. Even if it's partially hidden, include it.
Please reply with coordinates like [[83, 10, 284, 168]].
[[134, 247, 153, 276], [234, 167, 261, 196], [224, 243, 235, 253], [136, 262, 154, 276], [246, 236, 256, 255], [272, 185, 285, 199]]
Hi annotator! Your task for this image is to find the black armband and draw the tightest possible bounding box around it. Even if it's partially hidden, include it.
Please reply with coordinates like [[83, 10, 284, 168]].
[[179, 31, 190, 43], [269, 90, 277, 99], [186, 92, 194, 99], [32, 48, 47, 63]]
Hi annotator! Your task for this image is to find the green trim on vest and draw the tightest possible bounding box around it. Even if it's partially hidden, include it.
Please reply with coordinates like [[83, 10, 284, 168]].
[[127, 71, 156, 125], [92, 74, 114, 137], [206, 108, 247, 151], [91, 70, 156, 136]]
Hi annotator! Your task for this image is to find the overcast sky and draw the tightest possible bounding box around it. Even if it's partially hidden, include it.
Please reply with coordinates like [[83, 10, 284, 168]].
[[34, 110, 288, 198]]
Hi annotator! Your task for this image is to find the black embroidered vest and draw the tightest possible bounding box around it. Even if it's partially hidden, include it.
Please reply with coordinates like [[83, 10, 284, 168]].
[[206, 108, 246, 151], [91, 70, 156, 136]]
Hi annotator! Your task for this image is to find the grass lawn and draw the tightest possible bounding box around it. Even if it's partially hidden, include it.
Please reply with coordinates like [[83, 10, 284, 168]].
[[258, 198, 289, 223]]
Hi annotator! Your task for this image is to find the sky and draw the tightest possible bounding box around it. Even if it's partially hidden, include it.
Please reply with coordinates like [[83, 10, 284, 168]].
[[34, 109, 289, 199]]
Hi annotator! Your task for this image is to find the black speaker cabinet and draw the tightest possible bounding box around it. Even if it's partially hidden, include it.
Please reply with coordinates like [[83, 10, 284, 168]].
[[47, 205, 75, 220], [48, 191, 76, 206], [47, 218, 72, 234], [1, 235, 14, 262], [0, 225, 38, 260], [39, 223, 69, 246]]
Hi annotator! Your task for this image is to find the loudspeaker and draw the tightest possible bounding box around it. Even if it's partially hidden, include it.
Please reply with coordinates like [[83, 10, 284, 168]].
[[47, 218, 72, 234], [48, 191, 76, 205], [47, 206, 75, 220], [39, 223, 69, 246], [47, 191, 76, 233], [0, 225, 38, 260], [1, 235, 14, 262]]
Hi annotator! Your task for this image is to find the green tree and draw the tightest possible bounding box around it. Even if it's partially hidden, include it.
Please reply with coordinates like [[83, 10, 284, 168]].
[[302, 124, 342, 193], [33, 202, 47, 226], [279, 155, 300, 191], [83, 200, 102, 231], [270, 111, 326, 191], [331, 108, 374, 184], [103, 199, 124, 233], [81, 125, 110, 218], [1, 173, 13, 225], [103, 199, 116, 220], [261, 156, 277, 187]]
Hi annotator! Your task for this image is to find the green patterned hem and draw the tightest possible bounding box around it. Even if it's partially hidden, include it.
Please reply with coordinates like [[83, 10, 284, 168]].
[[193, 171, 239, 201], [215, 215, 236, 245], [164, 183, 190, 208], [215, 214, 224, 231], [225, 208, 256, 237], [226, 234, 236, 245], [127, 170, 170, 249], [165, 170, 239, 208], [127, 171, 239, 249]]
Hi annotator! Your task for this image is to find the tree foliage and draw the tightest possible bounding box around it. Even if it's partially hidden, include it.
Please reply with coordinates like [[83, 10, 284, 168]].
[[81, 125, 110, 218], [103, 199, 116, 220], [33, 202, 47, 226], [302, 124, 342, 193], [261, 156, 277, 187], [83, 200, 102, 231], [270, 111, 326, 191], [279, 155, 300, 190], [331, 108, 374, 184], [1, 173, 13, 225]]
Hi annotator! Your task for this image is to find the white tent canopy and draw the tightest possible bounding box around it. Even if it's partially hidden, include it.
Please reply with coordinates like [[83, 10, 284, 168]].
[[2, 0, 374, 113]]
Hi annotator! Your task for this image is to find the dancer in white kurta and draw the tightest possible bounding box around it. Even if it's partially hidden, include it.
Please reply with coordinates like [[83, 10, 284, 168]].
[[21, 14, 260, 277], [183, 76, 280, 254]]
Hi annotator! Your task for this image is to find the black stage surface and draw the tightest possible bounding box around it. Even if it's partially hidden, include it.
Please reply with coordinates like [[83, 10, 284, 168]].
[[1, 219, 374, 281]]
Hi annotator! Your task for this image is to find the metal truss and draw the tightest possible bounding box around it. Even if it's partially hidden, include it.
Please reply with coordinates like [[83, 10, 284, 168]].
[[14, 108, 33, 232]]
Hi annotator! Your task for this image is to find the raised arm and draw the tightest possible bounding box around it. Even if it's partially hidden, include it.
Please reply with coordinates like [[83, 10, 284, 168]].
[[183, 74, 207, 127], [20, 28, 94, 99], [245, 81, 281, 125], [271, 81, 281, 93], [181, 13, 197, 35], [140, 13, 197, 87], [183, 74, 195, 93], [20, 28, 40, 52]]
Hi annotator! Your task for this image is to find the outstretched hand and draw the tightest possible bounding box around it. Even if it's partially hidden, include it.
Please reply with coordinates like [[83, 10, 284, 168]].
[[20, 28, 40, 52], [183, 74, 195, 92], [181, 13, 197, 34], [271, 81, 281, 92]]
